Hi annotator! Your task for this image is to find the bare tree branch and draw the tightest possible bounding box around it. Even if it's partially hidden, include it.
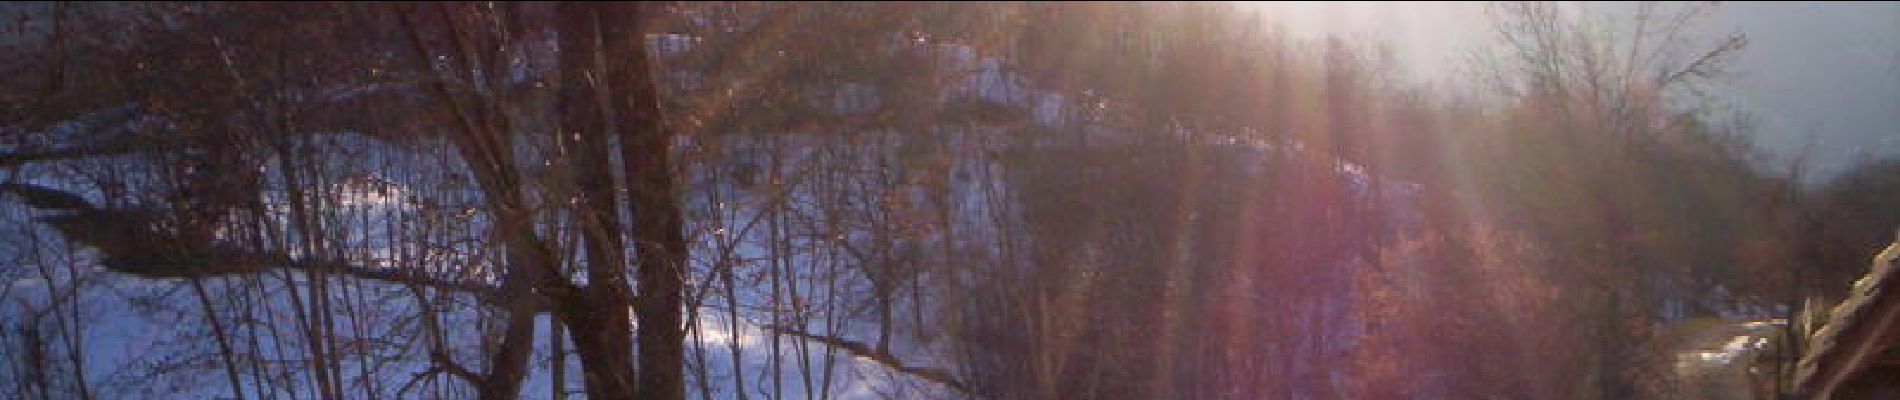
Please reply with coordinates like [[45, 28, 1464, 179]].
[[760, 324, 970, 395]]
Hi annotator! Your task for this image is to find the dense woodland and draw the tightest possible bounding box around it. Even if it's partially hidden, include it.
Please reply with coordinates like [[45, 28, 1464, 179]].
[[0, 2, 1894, 399]]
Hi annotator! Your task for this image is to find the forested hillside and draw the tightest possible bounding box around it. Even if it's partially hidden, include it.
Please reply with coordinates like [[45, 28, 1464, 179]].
[[1, 2, 1892, 399]]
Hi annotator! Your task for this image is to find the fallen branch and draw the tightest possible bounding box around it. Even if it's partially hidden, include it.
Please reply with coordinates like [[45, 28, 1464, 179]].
[[760, 324, 969, 394], [2, 183, 539, 307]]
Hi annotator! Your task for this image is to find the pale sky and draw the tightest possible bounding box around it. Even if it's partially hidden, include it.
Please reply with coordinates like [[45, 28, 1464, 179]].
[[1244, 1, 1900, 183], [6, 2, 1894, 181], [1702, 2, 1900, 181]]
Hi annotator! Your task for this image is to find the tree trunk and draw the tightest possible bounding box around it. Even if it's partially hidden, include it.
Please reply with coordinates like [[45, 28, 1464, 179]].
[[472, 184, 559, 400], [600, 4, 689, 399], [454, 128, 549, 400], [556, 3, 640, 398], [477, 298, 540, 400], [559, 301, 639, 399]]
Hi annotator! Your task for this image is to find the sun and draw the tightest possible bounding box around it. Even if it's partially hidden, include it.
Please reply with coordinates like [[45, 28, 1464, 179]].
[[1234, 1, 1493, 82]]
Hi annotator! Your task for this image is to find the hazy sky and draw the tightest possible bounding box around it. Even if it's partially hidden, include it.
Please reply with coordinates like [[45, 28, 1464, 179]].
[[1704, 2, 1900, 181], [1247, 1, 1900, 183], [5, 2, 1892, 181]]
